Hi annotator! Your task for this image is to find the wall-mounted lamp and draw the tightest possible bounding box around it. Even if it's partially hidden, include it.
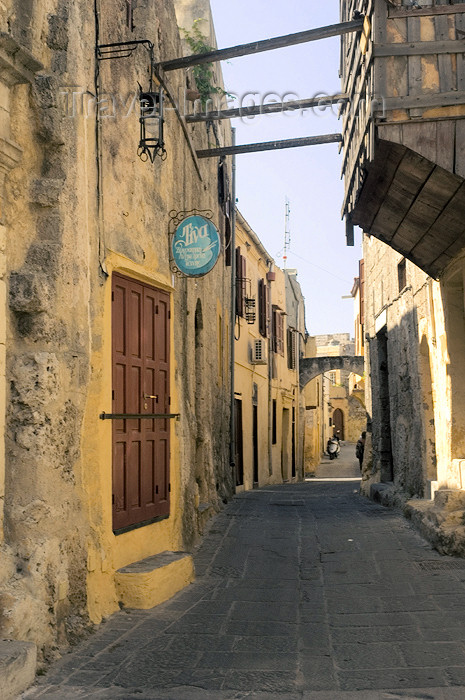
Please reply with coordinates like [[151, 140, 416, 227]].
[[138, 88, 166, 162]]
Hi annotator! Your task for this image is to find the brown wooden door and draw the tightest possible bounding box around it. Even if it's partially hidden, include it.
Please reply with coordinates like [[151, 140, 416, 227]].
[[333, 408, 344, 441], [112, 274, 170, 532], [234, 399, 244, 487]]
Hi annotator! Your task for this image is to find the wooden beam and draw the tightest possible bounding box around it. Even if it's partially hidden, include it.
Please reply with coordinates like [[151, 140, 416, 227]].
[[381, 89, 465, 112], [389, 4, 465, 19], [185, 94, 349, 123], [196, 134, 342, 159], [160, 20, 364, 72], [374, 40, 465, 57]]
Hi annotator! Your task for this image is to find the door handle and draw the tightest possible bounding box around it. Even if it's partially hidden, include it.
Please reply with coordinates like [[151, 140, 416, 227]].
[[144, 394, 158, 400]]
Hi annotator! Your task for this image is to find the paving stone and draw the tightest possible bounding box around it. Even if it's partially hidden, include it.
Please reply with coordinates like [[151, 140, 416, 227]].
[[232, 636, 298, 652], [224, 619, 299, 637], [229, 601, 298, 622], [337, 667, 446, 691], [163, 614, 226, 634], [299, 657, 337, 691], [399, 641, 465, 667], [329, 611, 414, 627], [222, 670, 298, 692], [332, 642, 405, 670], [197, 651, 297, 671], [168, 635, 236, 652], [331, 626, 421, 644], [21, 461, 465, 698], [300, 623, 332, 651]]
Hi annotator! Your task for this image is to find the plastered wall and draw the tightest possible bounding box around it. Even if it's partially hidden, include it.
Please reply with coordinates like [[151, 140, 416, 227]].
[[0, 0, 233, 661]]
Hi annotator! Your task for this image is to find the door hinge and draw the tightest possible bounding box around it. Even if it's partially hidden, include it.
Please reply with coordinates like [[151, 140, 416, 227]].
[[168, 310, 171, 319], [112, 291, 114, 301], [112, 390, 115, 400], [168, 396, 171, 405], [169, 483, 171, 492], [112, 494, 115, 504]]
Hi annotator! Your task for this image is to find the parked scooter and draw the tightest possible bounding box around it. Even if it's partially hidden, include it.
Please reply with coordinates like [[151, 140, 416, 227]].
[[327, 436, 340, 460]]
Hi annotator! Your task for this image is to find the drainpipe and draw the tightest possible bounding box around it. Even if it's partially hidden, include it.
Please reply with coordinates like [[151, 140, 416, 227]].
[[229, 128, 236, 485], [267, 263, 273, 476], [296, 301, 301, 478]]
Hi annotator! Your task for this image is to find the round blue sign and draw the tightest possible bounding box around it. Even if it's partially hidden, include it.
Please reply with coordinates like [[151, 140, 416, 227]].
[[172, 215, 221, 277]]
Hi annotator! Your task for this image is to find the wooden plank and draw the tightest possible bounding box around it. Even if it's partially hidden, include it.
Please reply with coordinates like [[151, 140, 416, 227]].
[[428, 253, 453, 277], [436, 14, 456, 93], [436, 120, 456, 171], [411, 180, 465, 260], [374, 0, 388, 99], [350, 140, 406, 228], [196, 134, 342, 158], [160, 19, 364, 71], [456, 13, 465, 89], [389, 4, 465, 19], [185, 94, 349, 123], [455, 119, 465, 177], [408, 15, 423, 117], [374, 40, 465, 57], [382, 89, 465, 110], [371, 149, 435, 240], [401, 121, 437, 162], [377, 123, 403, 142], [440, 230, 465, 258], [393, 166, 462, 253]]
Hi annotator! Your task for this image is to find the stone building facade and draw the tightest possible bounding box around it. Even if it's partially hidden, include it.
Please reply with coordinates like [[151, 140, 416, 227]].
[[0, 0, 234, 667], [340, 0, 465, 552], [314, 334, 365, 445], [233, 213, 306, 489]]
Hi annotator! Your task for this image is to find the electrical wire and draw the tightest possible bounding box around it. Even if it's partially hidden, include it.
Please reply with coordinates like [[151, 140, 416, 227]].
[[283, 248, 355, 285]]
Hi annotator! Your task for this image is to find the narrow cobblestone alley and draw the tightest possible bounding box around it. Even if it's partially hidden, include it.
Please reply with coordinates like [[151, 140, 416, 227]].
[[22, 445, 465, 699]]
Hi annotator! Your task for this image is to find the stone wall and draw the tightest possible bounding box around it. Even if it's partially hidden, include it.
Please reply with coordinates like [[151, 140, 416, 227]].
[[0, 0, 233, 662], [363, 234, 432, 498]]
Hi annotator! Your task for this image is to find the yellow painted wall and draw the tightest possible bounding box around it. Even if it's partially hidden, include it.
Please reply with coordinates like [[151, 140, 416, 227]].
[[0, 0, 233, 657], [234, 215, 303, 489], [83, 253, 184, 623]]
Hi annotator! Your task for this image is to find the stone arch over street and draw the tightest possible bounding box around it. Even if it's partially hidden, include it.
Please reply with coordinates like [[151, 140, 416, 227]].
[[299, 355, 364, 388]]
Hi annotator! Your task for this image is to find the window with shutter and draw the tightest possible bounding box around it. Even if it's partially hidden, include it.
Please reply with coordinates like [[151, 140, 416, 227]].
[[272, 309, 285, 356], [125, 0, 134, 30], [287, 328, 296, 370], [258, 279, 268, 337], [235, 247, 246, 317], [278, 314, 284, 356]]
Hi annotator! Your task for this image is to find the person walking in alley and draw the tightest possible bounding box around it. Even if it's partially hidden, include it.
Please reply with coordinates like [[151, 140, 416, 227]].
[[356, 430, 366, 470]]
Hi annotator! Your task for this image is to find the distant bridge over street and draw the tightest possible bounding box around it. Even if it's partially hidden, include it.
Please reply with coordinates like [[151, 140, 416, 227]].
[[299, 356, 364, 388]]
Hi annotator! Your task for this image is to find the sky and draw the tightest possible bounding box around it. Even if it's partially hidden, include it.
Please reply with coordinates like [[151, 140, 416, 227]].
[[208, 0, 362, 337]]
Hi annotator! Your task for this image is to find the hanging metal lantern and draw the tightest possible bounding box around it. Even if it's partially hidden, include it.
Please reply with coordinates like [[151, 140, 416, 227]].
[[138, 87, 166, 162]]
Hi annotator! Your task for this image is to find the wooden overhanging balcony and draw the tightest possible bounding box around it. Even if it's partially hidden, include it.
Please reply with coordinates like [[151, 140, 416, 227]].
[[341, 0, 465, 279]]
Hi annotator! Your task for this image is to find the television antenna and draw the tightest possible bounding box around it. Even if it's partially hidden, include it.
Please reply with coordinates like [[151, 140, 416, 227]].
[[283, 197, 291, 269]]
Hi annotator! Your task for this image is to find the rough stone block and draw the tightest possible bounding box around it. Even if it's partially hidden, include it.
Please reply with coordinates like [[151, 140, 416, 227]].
[[36, 212, 63, 242], [115, 551, 195, 610], [0, 640, 37, 699], [30, 178, 63, 207], [47, 15, 69, 51], [25, 242, 60, 274], [9, 271, 53, 313], [33, 75, 59, 109], [434, 488, 465, 512]]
